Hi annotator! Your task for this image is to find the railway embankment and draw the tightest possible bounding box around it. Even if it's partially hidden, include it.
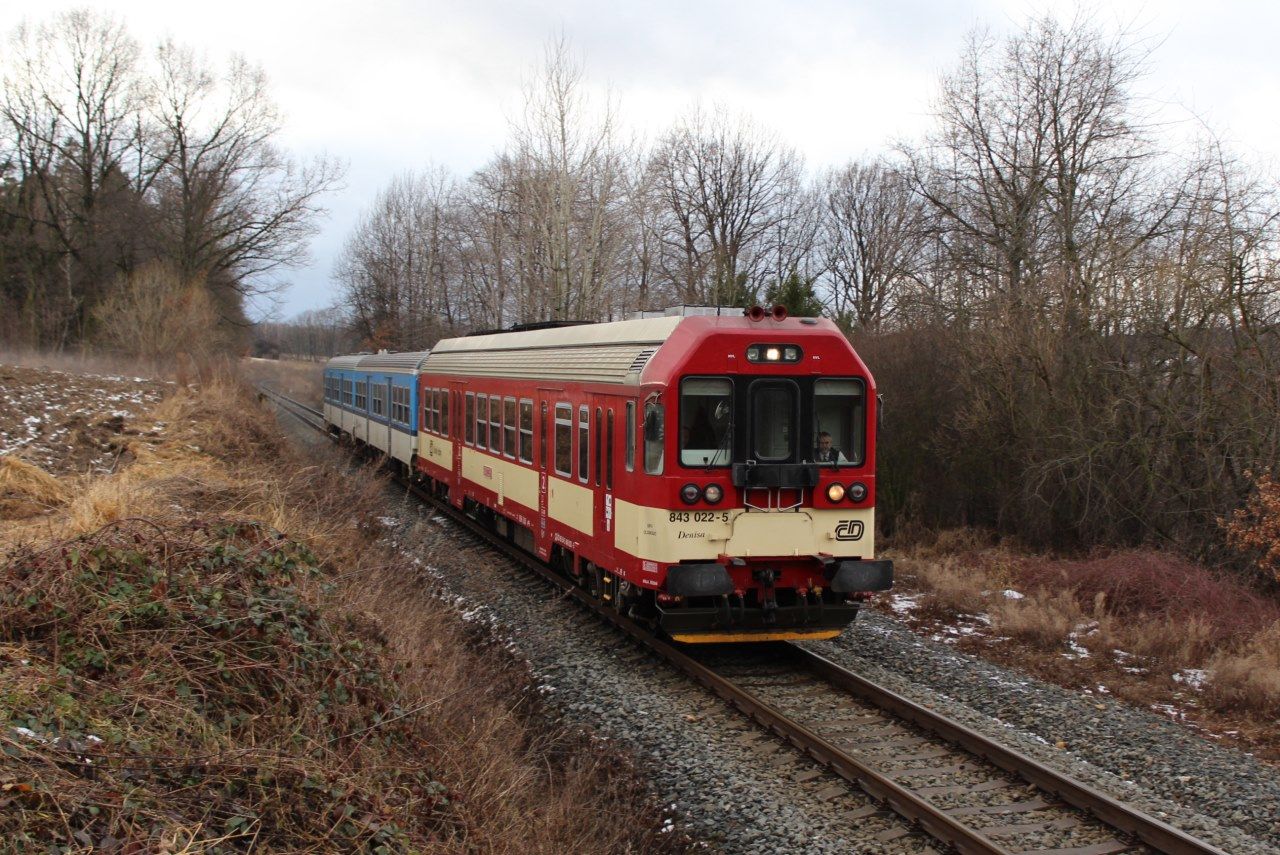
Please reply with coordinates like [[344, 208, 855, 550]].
[[0, 362, 691, 853]]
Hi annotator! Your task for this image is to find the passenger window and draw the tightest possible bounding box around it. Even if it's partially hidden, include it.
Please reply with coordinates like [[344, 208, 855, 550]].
[[440, 389, 449, 437], [519, 400, 533, 463], [488, 396, 502, 452], [476, 395, 488, 448], [554, 404, 572, 477], [594, 408, 602, 487], [503, 397, 517, 458]]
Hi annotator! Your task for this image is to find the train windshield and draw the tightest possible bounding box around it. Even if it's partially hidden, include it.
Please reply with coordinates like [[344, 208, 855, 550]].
[[751, 380, 797, 462], [813, 379, 865, 466], [680, 377, 732, 466]]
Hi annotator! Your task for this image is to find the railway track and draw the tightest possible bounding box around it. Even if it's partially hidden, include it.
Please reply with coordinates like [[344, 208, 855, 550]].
[[259, 384, 1227, 855]]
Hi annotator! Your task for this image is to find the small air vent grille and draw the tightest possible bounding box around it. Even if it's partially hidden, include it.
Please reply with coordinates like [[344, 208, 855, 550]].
[[629, 348, 657, 373]]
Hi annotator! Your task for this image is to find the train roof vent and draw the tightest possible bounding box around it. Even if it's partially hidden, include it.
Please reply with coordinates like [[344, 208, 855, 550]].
[[629, 348, 657, 373]]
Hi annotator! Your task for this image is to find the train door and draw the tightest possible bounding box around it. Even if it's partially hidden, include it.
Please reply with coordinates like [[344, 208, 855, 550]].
[[451, 386, 464, 505], [385, 378, 393, 454], [589, 394, 614, 558], [536, 389, 555, 558]]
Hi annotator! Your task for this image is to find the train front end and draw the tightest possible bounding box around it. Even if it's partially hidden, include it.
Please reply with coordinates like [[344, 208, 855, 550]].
[[625, 312, 892, 643]]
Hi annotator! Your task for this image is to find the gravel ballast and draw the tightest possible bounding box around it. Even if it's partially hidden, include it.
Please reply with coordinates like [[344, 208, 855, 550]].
[[808, 616, 1280, 853]]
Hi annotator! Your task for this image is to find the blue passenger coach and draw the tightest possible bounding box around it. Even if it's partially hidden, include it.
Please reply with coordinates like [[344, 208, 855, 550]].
[[323, 351, 431, 468]]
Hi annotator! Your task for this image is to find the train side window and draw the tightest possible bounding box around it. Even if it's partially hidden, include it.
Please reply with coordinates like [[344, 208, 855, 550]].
[[519, 399, 533, 463], [643, 402, 664, 475], [371, 384, 385, 417], [392, 386, 405, 424], [578, 406, 589, 484], [354, 381, 367, 411], [422, 395, 429, 433], [476, 394, 488, 448], [554, 404, 572, 477], [465, 393, 475, 445], [503, 397, 517, 459], [594, 407, 602, 486], [484, 396, 498, 452], [342, 379, 352, 406], [606, 409, 614, 489], [625, 401, 635, 472], [440, 389, 449, 437]]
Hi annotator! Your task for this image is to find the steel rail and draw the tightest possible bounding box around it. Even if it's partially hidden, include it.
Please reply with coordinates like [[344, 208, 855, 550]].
[[260, 384, 1228, 855], [789, 646, 1227, 855]]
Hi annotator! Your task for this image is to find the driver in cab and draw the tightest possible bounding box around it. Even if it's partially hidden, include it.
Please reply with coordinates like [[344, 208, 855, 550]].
[[813, 431, 847, 464]]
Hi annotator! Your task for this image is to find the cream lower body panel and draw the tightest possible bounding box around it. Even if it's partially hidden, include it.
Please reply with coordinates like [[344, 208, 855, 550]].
[[614, 502, 876, 564], [548, 477, 594, 536], [460, 448, 538, 510], [420, 435, 454, 471], [390, 429, 415, 466]]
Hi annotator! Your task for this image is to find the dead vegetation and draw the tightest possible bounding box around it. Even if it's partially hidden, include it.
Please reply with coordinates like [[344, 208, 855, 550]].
[[0, 366, 689, 853], [885, 531, 1280, 760]]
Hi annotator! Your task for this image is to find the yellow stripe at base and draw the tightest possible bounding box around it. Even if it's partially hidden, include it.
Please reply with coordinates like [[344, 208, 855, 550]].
[[670, 629, 843, 644]]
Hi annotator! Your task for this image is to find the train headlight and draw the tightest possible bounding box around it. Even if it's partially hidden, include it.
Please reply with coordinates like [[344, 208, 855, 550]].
[[703, 484, 724, 504], [848, 482, 867, 502], [680, 483, 701, 505], [765, 347, 781, 361], [826, 483, 846, 502]]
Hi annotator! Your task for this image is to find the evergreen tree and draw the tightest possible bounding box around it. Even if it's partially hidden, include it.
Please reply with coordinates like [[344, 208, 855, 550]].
[[764, 271, 824, 317]]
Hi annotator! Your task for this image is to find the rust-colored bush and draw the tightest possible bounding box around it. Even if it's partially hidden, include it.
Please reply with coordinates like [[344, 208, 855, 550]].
[[1016, 549, 1280, 645]]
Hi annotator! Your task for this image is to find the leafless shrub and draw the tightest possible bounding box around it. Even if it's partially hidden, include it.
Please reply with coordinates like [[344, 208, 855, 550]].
[[92, 262, 227, 364]]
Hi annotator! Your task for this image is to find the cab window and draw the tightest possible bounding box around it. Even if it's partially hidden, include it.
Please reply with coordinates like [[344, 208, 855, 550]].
[[813, 379, 866, 466], [643, 402, 664, 475], [679, 377, 732, 467]]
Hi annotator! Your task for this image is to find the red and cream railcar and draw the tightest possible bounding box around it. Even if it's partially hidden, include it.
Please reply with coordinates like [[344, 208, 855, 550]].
[[413, 308, 893, 643]]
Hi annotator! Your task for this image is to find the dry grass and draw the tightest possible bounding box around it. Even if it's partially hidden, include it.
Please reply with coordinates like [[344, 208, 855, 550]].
[[0, 366, 688, 853], [900, 555, 989, 617], [1204, 622, 1280, 714], [240, 357, 325, 409], [989, 590, 1083, 649], [0, 457, 71, 519]]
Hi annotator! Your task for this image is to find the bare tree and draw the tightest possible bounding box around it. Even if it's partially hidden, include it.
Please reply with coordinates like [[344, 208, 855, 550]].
[[504, 35, 632, 322], [0, 9, 149, 346], [335, 168, 460, 349], [648, 106, 804, 306], [819, 160, 932, 331], [149, 42, 343, 314]]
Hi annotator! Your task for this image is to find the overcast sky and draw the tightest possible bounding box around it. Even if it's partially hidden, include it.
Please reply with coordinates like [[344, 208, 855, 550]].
[[5, 1, 1277, 319]]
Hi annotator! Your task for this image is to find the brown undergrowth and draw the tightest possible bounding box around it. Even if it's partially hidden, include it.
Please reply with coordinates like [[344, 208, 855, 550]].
[[884, 530, 1280, 762], [1, 369, 690, 853]]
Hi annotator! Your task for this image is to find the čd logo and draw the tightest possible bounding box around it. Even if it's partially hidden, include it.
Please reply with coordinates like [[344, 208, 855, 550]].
[[834, 520, 865, 541]]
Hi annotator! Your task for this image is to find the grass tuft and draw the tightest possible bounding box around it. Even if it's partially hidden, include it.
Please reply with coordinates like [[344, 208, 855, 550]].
[[0, 457, 71, 519]]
